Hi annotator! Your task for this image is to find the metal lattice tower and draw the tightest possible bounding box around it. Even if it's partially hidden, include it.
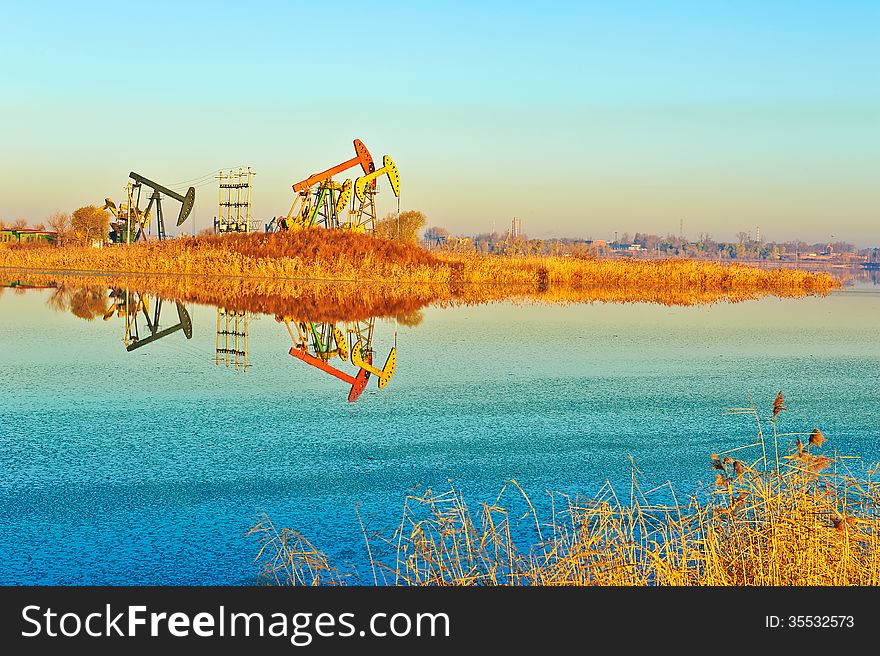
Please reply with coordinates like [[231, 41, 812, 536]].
[[216, 308, 249, 371], [348, 185, 378, 233], [215, 167, 254, 233]]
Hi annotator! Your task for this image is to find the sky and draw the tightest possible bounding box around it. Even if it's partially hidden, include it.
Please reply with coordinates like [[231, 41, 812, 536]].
[[0, 0, 877, 245]]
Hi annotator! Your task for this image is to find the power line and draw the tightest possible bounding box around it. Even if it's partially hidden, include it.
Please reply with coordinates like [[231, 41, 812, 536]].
[[166, 166, 248, 187]]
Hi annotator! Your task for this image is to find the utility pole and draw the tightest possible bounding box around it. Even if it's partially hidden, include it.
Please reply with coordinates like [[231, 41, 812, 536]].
[[125, 182, 133, 245]]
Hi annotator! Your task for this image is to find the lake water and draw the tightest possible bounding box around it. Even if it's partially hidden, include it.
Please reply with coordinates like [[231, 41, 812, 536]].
[[1, 278, 879, 584]]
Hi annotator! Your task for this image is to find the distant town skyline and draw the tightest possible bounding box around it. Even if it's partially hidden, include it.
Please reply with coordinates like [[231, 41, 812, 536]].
[[465, 218, 876, 249], [1, 1, 877, 245]]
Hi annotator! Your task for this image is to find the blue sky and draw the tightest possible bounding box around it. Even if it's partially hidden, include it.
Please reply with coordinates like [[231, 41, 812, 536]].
[[1, 1, 877, 243]]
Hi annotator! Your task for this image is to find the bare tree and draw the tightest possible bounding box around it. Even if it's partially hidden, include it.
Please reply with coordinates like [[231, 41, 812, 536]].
[[12, 218, 28, 230], [47, 211, 70, 232], [46, 211, 72, 245]]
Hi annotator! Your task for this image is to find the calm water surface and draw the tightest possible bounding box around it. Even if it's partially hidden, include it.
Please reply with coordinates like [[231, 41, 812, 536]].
[[1, 281, 879, 584]]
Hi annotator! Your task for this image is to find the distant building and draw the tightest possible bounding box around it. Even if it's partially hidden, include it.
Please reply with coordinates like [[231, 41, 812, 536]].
[[800, 252, 833, 261], [510, 217, 521, 239], [0, 229, 57, 244]]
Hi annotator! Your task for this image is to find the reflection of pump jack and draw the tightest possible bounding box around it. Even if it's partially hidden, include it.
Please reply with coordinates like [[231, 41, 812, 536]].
[[103, 288, 131, 320], [103, 189, 150, 244], [289, 342, 372, 402], [279, 317, 394, 402], [351, 340, 396, 389], [106, 289, 193, 351]]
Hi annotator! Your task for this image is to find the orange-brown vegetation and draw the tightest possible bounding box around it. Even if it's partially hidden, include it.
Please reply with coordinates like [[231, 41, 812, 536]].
[[0, 230, 838, 310], [70, 205, 110, 245], [250, 394, 880, 586], [0, 230, 438, 280]]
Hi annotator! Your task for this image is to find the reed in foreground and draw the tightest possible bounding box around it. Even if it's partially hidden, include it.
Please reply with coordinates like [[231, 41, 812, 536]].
[[249, 393, 880, 586]]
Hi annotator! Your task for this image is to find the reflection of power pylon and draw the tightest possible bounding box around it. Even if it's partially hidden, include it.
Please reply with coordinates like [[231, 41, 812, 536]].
[[216, 308, 249, 371]]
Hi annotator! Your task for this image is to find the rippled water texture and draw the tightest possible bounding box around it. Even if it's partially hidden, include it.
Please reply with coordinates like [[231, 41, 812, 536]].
[[1, 281, 879, 584]]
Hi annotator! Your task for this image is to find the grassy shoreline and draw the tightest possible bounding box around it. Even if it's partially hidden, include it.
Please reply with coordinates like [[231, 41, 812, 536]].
[[2, 230, 839, 288], [1, 231, 840, 320]]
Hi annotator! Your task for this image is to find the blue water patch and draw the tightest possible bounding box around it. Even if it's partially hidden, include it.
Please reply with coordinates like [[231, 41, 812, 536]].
[[1, 285, 879, 584]]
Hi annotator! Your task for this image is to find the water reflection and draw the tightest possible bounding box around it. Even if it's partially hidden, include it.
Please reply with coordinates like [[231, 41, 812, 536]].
[[6, 278, 401, 403], [3, 264, 868, 404], [861, 267, 880, 285], [279, 316, 396, 402], [216, 308, 249, 372], [104, 288, 194, 351], [1, 267, 844, 322]]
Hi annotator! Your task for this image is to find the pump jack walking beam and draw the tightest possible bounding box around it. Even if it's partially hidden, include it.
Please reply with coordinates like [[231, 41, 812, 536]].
[[292, 139, 375, 193], [354, 155, 400, 203]]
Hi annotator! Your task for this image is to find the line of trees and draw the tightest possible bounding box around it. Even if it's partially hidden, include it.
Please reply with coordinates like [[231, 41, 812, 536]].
[[2, 207, 109, 246], [0, 218, 43, 231], [420, 226, 869, 261]]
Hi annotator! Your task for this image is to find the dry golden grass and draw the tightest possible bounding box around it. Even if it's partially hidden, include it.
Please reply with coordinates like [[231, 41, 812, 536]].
[[249, 393, 880, 586], [1, 230, 838, 298], [0, 231, 442, 282]]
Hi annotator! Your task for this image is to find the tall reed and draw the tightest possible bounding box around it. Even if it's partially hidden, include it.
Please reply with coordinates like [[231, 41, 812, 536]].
[[249, 393, 880, 586]]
